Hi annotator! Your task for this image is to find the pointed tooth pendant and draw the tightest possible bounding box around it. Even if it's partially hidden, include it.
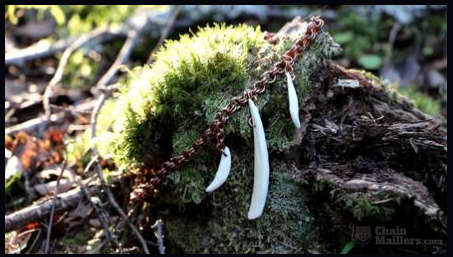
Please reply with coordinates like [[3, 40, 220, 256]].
[[247, 99, 270, 220], [206, 146, 232, 192], [286, 72, 301, 129]]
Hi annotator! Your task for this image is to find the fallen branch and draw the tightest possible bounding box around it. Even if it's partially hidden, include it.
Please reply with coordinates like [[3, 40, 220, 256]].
[[95, 30, 143, 89], [43, 27, 109, 120], [5, 100, 94, 135], [5, 6, 316, 67], [4, 7, 175, 68], [5, 186, 97, 233], [147, 5, 182, 64], [5, 29, 124, 67], [5, 37, 77, 67]]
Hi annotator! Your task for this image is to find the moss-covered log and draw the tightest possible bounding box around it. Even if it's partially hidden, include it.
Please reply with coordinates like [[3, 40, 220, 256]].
[[100, 18, 447, 254]]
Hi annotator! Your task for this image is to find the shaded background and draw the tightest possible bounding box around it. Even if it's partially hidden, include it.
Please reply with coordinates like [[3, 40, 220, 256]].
[[5, 5, 447, 120]]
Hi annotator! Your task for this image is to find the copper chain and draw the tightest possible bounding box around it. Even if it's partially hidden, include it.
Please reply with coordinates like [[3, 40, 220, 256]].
[[132, 16, 324, 199]]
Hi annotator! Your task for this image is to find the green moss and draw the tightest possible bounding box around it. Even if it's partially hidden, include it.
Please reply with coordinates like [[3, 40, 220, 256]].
[[398, 86, 442, 116], [109, 24, 337, 170], [59, 230, 95, 254], [313, 179, 446, 253], [101, 23, 338, 253], [383, 82, 442, 116], [312, 180, 400, 223], [332, 191, 396, 221], [309, 180, 409, 253], [110, 24, 267, 168], [164, 159, 314, 253], [356, 69, 382, 86]]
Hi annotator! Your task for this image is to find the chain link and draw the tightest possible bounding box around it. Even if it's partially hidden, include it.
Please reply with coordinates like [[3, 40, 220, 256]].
[[131, 16, 324, 200]]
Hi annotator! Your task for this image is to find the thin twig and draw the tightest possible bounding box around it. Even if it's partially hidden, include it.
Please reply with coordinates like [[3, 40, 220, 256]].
[[5, 6, 181, 68], [26, 228, 42, 254], [106, 183, 150, 254], [83, 155, 122, 252], [5, 186, 97, 232], [385, 22, 401, 63], [147, 5, 182, 64], [151, 219, 165, 254], [96, 31, 140, 89], [89, 16, 150, 254], [72, 167, 122, 252], [43, 27, 108, 120], [44, 157, 68, 253], [5, 100, 94, 135]]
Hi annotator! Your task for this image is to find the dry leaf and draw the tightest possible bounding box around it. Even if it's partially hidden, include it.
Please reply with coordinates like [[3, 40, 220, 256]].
[[7, 129, 66, 177], [35, 166, 75, 181], [34, 179, 75, 196], [5, 35, 16, 53], [88, 219, 102, 229], [68, 203, 94, 220], [15, 18, 56, 40], [5, 148, 12, 159], [5, 134, 14, 150], [66, 203, 94, 229], [5, 155, 22, 180], [6, 230, 37, 254], [12, 132, 38, 172]]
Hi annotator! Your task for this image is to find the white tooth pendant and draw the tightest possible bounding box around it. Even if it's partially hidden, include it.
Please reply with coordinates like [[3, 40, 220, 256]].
[[247, 99, 270, 220], [286, 72, 301, 129], [206, 146, 232, 192]]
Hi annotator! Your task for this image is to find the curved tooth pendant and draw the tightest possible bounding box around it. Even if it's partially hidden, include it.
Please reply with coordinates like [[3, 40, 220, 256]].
[[286, 72, 301, 129], [206, 146, 232, 192], [247, 99, 270, 220]]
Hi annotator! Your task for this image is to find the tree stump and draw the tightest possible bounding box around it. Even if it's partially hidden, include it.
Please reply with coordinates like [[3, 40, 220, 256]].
[[105, 17, 447, 253]]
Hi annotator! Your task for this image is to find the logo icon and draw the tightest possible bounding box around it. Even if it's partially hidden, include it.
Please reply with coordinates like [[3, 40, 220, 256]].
[[355, 226, 371, 242]]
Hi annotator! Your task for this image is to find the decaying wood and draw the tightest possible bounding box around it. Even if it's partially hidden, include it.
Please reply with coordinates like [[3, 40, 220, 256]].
[[143, 18, 447, 253], [302, 64, 448, 217]]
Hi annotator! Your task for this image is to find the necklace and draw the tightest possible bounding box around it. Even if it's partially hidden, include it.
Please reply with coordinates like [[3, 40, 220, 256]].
[[132, 16, 324, 219]]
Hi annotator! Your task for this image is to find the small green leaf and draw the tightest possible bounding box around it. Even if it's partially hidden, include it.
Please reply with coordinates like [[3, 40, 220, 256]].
[[50, 6, 66, 25], [358, 54, 383, 70], [333, 31, 354, 44], [7, 5, 18, 24], [340, 240, 356, 254], [422, 46, 434, 56], [5, 173, 22, 194]]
